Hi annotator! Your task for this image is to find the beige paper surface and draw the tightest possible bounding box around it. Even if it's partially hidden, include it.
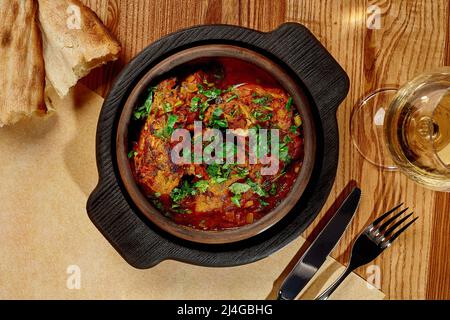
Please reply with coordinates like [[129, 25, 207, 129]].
[[0, 84, 384, 300]]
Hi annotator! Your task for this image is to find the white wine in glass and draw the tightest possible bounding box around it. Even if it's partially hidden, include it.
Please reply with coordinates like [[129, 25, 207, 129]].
[[352, 67, 450, 192]]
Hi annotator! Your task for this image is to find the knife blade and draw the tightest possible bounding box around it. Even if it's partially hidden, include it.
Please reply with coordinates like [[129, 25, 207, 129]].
[[278, 187, 361, 300]]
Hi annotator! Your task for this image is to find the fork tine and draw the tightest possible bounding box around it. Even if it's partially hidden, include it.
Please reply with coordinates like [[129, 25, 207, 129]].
[[383, 217, 418, 247], [383, 212, 414, 237], [378, 208, 409, 232], [371, 203, 404, 227]]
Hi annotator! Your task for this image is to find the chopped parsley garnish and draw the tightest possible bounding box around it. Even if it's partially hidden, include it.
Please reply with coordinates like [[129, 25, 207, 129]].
[[228, 182, 255, 207], [285, 97, 293, 111], [212, 177, 228, 184], [133, 87, 155, 120], [252, 110, 272, 122], [290, 125, 298, 133], [226, 95, 238, 103], [231, 194, 242, 207], [206, 163, 221, 178], [207, 163, 232, 183], [128, 150, 138, 158], [208, 108, 228, 129], [247, 179, 268, 197], [259, 199, 269, 207], [284, 135, 293, 144], [235, 167, 249, 178], [194, 180, 209, 193], [155, 114, 178, 139], [163, 102, 172, 113], [229, 182, 251, 195], [269, 183, 277, 195], [252, 95, 271, 105], [190, 97, 201, 111], [170, 180, 196, 204], [198, 85, 222, 100], [279, 142, 290, 163], [199, 101, 210, 120]]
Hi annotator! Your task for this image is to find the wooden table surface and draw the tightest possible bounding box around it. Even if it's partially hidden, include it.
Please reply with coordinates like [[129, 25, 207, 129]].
[[81, 0, 450, 300]]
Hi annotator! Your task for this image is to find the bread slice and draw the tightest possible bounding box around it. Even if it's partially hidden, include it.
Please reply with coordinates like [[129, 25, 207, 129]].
[[37, 0, 121, 97], [0, 0, 46, 127]]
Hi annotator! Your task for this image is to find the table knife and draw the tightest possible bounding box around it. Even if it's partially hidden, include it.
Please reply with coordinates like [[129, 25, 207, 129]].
[[278, 187, 361, 300]]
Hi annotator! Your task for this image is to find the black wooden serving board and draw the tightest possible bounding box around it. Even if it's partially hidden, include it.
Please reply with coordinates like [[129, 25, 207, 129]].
[[87, 23, 349, 268]]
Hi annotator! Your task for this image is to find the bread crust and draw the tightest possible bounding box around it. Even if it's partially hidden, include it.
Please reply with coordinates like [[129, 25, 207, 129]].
[[38, 0, 121, 97], [0, 0, 46, 127]]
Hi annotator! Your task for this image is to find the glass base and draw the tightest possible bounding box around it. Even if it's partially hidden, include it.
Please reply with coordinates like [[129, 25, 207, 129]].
[[351, 88, 399, 170]]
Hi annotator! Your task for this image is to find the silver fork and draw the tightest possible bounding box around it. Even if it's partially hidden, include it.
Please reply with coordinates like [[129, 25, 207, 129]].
[[316, 204, 418, 300]]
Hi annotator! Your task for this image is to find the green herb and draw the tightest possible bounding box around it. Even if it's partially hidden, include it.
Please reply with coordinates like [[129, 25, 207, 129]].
[[259, 199, 269, 207], [213, 108, 223, 118], [174, 101, 183, 107], [163, 102, 172, 113], [209, 108, 228, 129], [155, 114, 178, 139], [170, 180, 197, 203], [154, 192, 161, 198], [229, 183, 251, 195], [133, 87, 155, 120], [127, 150, 138, 158], [285, 97, 293, 111], [199, 101, 210, 120], [269, 183, 277, 195], [190, 97, 201, 111], [198, 85, 221, 100], [226, 95, 238, 103], [211, 177, 228, 184], [279, 142, 290, 163], [247, 179, 268, 197], [231, 194, 241, 207], [207, 163, 232, 183], [194, 180, 209, 193], [284, 135, 293, 144], [289, 125, 298, 133], [206, 163, 221, 178], [252, 96, 271, 105], [235, 167, 249, 178], [251, 110, 272, 122]]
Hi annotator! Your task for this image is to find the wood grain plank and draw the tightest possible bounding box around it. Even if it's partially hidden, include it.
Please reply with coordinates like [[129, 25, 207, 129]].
[[427, 192, 450, 299]]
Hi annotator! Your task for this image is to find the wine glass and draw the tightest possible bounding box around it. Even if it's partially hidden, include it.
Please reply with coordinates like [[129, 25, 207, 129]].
[[351, 67, 450, 192]]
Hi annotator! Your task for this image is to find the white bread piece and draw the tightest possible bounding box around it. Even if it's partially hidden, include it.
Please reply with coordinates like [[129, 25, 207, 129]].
[[37, 0, 121, 97], [0, 0, 46, 127]]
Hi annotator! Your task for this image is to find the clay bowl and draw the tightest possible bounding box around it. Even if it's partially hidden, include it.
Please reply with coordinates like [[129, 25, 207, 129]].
[[116, 44, 316, 244]]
